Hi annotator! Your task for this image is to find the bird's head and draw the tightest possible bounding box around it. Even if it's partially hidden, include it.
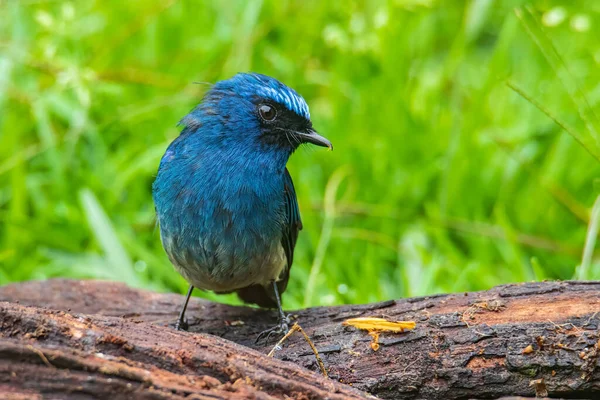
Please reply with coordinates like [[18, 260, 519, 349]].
[[180, 73, 332, 155]]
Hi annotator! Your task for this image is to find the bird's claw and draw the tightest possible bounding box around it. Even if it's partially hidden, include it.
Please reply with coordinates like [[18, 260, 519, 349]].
[[175, 317, 189, 331], [256, 315, 290, 345]]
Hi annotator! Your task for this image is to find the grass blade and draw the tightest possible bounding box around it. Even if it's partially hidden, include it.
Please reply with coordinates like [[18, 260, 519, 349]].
[[79, 189, 140, 287]]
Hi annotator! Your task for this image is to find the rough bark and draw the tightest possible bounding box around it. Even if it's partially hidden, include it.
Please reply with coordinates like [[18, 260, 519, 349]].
[[0, 279, 599, 399]]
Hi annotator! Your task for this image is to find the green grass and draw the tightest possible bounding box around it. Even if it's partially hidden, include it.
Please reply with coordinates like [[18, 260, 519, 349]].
[[1, 0, 600, 309]]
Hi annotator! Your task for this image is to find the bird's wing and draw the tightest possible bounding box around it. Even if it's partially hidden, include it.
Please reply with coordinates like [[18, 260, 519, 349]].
[[235, 168, 302, 308], [277, 167, 303, 294]]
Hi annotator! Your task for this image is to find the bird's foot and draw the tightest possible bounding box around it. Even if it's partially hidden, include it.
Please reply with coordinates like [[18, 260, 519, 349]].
[[174, 317, 189, 331], [256, 315, 290, 345]]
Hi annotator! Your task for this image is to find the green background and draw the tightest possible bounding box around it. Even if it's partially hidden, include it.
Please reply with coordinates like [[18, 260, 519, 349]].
[[2, 0, 600, 309]]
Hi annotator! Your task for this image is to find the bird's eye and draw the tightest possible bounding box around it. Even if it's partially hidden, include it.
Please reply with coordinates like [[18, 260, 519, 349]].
[[258, 104, 277, 121]]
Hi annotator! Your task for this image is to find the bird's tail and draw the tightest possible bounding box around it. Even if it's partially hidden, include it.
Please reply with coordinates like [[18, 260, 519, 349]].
[[235, 284, 278, 308]]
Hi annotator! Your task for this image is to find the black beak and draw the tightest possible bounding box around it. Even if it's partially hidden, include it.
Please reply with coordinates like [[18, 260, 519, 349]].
[[295, 129, 333, 150]]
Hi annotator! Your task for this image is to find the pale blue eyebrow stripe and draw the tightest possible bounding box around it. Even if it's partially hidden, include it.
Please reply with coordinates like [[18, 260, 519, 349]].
[[257, 86, 311, 120]]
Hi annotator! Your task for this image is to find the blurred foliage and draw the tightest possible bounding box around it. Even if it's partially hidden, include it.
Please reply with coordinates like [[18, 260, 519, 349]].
[[1, 0, 600, 309]]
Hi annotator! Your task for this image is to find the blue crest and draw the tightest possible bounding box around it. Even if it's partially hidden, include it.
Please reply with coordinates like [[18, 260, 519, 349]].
[[231, 73, 311, 120]]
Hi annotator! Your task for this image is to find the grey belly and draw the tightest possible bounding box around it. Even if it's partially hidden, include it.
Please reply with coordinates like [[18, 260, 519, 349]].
[[161, 234, 287, 292]]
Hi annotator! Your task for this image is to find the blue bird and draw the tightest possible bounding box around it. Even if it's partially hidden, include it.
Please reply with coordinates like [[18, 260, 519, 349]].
[[152, 73, 332, 337]]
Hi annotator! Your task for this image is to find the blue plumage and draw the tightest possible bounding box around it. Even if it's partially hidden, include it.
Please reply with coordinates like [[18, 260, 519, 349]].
[[152, 73, 331, 332]]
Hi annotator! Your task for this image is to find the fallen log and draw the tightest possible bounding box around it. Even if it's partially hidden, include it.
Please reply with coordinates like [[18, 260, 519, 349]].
[[0, 279, 599, 399]]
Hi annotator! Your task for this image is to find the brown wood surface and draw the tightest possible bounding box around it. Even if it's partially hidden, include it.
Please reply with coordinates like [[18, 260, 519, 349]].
[[0, 279, 599, 399]]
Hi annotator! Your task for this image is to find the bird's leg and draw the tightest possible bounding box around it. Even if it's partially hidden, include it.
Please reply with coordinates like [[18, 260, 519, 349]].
[[175, 285, 194, 331], [256, 281, 290, 344], [272, 280, 290, 330]]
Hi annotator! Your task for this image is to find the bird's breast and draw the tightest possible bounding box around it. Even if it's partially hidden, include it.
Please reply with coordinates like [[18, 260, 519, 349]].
[[153, 154, 287, 292]]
